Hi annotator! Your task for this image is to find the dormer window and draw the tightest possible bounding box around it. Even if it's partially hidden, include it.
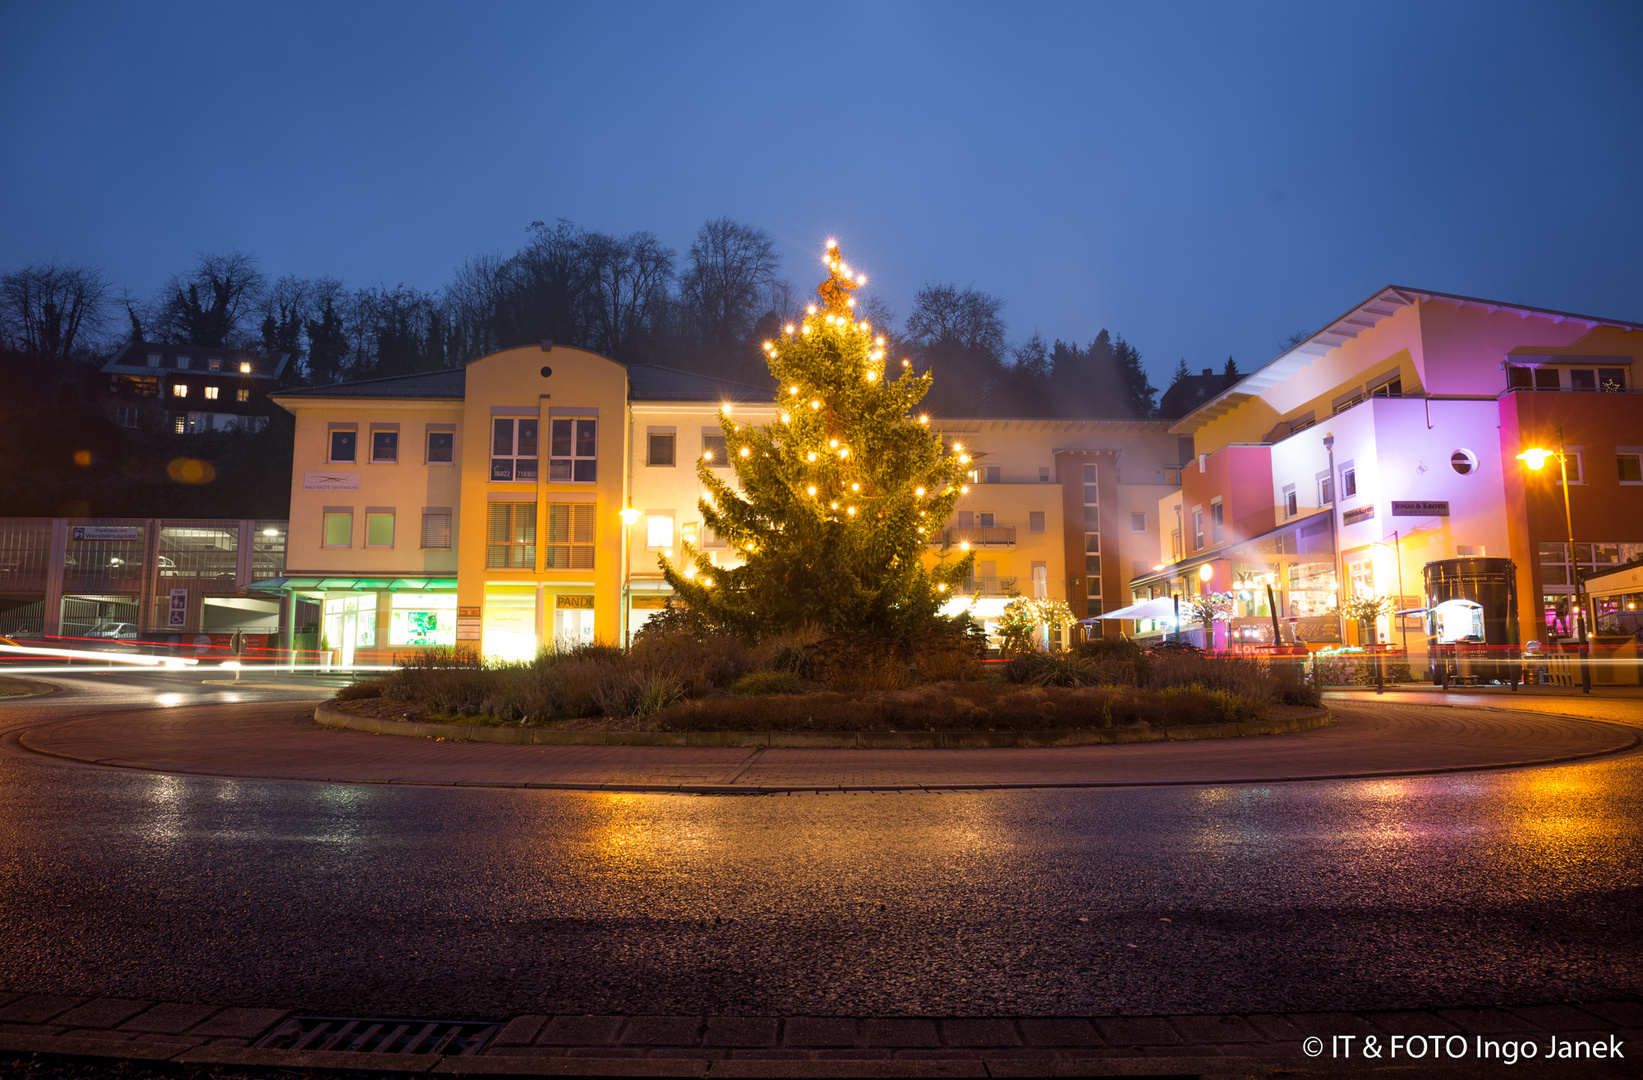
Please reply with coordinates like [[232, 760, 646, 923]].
[[239, 361, 253, 374], [208, 357, 221, 371], [146, 353, 161, 368], [176, 355, 191, 370]]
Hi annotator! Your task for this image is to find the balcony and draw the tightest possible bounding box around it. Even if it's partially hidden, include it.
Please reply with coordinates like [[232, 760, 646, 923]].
[[944, 526, 1016, 548], [963, 575, 1020, 597]]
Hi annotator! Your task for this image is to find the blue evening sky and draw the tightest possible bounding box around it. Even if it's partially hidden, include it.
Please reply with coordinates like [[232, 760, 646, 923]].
[[3, 1, 1640, 385]]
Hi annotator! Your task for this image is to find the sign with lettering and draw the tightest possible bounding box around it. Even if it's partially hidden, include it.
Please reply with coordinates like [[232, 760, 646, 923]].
[[167, 588, 188, 627], [1392, 500, 1450, 517], [458, 606, 481, 619], [630, 595, 670, 609], [1342, 505, 1375, 526], [555, 594, 595, 610], [72, 526, 141, 541], [303, 471, 360, 491]]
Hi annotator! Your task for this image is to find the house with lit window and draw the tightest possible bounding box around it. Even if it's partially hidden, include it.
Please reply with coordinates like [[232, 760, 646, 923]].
[[266, 343, 1181, 661], [101, 343, 291, 433], [1129, 287, 1643, 661]]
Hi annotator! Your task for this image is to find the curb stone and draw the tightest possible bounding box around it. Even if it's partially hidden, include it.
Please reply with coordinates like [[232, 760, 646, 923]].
[[314, 701, 1335, 748]]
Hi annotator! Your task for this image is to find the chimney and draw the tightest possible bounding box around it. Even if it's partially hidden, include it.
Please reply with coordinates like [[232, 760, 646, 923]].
[[1201, 368, 1212, 376], [540, 340, 554, 351]]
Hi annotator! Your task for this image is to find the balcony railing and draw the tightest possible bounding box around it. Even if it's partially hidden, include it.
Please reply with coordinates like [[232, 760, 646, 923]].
[[963, 575, 1019, 597], [944, 526, 1016, 547]]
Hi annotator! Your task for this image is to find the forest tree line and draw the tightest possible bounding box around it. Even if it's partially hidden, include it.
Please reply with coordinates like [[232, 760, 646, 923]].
[[0, 217, 1196, 420]]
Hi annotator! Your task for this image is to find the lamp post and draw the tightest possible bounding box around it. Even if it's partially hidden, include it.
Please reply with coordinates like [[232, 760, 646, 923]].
[[1323, 433, 1348, 648], [618, 506, 642, 650], [1517, 430, 1590, 693]]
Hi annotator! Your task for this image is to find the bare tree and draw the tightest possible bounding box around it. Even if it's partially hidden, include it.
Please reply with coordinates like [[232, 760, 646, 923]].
[[0, 261, 111, 365], [679, 218, 781, 360], [580, 230, 674, 359], [258, 275, 317, 359], [154, 251, 267, 347], [904, 284, 1007, 414]]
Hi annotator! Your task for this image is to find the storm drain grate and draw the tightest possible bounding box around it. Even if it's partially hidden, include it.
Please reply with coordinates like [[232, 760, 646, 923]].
[[256, 1016, 499, 1055]]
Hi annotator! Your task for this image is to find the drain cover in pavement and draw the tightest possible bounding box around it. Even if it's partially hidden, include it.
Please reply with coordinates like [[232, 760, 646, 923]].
[[256, 1016, 498, 1055]]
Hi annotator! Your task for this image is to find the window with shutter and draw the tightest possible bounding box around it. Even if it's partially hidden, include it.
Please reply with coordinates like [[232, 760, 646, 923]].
[[545, 503, 595, 568], [486, 502, 536, 568]]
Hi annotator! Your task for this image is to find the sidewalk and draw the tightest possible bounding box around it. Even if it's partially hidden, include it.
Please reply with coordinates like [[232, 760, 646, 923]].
[[1, 990, 1638, 1076]]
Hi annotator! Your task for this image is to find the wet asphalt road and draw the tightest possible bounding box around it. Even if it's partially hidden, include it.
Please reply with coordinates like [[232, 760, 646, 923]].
[[0, 672, 1640, 1019]]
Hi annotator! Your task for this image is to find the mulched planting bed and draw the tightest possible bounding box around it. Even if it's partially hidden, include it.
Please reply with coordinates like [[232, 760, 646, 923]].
[[330, 680, 1315, 734]]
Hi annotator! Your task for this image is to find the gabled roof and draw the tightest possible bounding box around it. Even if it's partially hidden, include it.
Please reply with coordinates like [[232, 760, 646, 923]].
[[103, 341, 290, 380], [272, 360, 774, 404], [1169, 286, 1643, 433]]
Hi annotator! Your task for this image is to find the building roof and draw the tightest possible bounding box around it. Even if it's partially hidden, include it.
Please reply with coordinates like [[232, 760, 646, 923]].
[[275, 368, 467, 400], [1168, 285, 1643, 433], [273, 359, 774, 405], [1156, 370, 1242, 420], [103, 342, 290, 380]]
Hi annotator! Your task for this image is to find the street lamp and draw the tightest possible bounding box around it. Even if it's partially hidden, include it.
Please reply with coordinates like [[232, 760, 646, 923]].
[[1516, 429, 1590, 693], [618, 506, 642, 650]]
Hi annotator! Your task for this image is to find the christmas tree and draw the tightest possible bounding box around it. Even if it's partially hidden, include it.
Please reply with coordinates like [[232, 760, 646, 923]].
[[661, 241, 974, 637]]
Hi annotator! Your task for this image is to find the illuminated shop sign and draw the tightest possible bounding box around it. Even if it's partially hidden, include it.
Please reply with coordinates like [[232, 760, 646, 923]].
[[72, 526, 142, 541], [1343, 505, 1375, 526]]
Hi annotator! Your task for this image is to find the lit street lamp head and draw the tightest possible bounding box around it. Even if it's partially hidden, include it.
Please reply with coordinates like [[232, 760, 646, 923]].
[[1517, 447, 1556, 470]]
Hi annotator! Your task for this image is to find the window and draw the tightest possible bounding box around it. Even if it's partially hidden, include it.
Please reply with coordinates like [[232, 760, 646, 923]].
[[420, 511, 452, 549], [236, 388, 250, 402], [1369, 377, 1401, 398], [1164, 466, 1182, 485], [491, 418, 538, 482], [1210, 498, 1224, 543], [1192, 507, 1204, 549], [176, 356, 191, 370], [329, 429, 357, 463], [648, 432, 676, 467], [322, 511, 352, 548], [203, 385, 219, 400], [1318, 474, 1334, 505], [427, 431, 454, 464], [646, 513, 674, 549], [116, 406, 140, 429], [1556, 451, 1584, 484], [208, 357, 221, 371], [173, 415, 186, 434], [1039, 468, 1050, 482], [364, 512, 395, 548], [389, 594, 457, 647], [955, 511, 974, 529], [1029, 511, 1046, 533], [1131, 512, 1146, 533], [983, 466, 1001, 484], [1599, 367, 1628, 392], [239, 361, 252, 374], [1450, 449, 1477, 475], [701, 433, 728, 467], [1534, 367, 1559, 390], [1569, 369, 1597, 391], [486, 502, 536, 568], [146, 353, 161, 367], [172, 383, 188, 398], [702, 524, 727, 549], [372, 430, 398, 463], [545, 502, 595, 568], [1618, 453, 1643, 484], [1283, 484, 1298, 518], [549, 418, 597, 482], [1341, 465, 1356, 498], [979, 512, 995, 529]]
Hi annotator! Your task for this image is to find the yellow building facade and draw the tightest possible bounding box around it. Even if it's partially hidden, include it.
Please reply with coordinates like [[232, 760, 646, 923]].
[[271, 346, 1179, 660]]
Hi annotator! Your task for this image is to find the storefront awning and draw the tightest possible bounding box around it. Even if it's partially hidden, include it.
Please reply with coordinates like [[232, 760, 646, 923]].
[[248, 576, 457, 593]]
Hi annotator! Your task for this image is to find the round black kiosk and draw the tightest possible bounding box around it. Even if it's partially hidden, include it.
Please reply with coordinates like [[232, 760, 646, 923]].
[[1423, 557, 1519, 685]]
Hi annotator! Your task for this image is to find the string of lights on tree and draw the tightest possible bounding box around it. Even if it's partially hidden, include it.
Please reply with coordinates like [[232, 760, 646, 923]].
[[660, 241, 975, 636]]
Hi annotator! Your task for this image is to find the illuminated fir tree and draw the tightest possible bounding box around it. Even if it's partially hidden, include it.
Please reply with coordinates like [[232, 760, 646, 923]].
[[661, 241, 973, 637]]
